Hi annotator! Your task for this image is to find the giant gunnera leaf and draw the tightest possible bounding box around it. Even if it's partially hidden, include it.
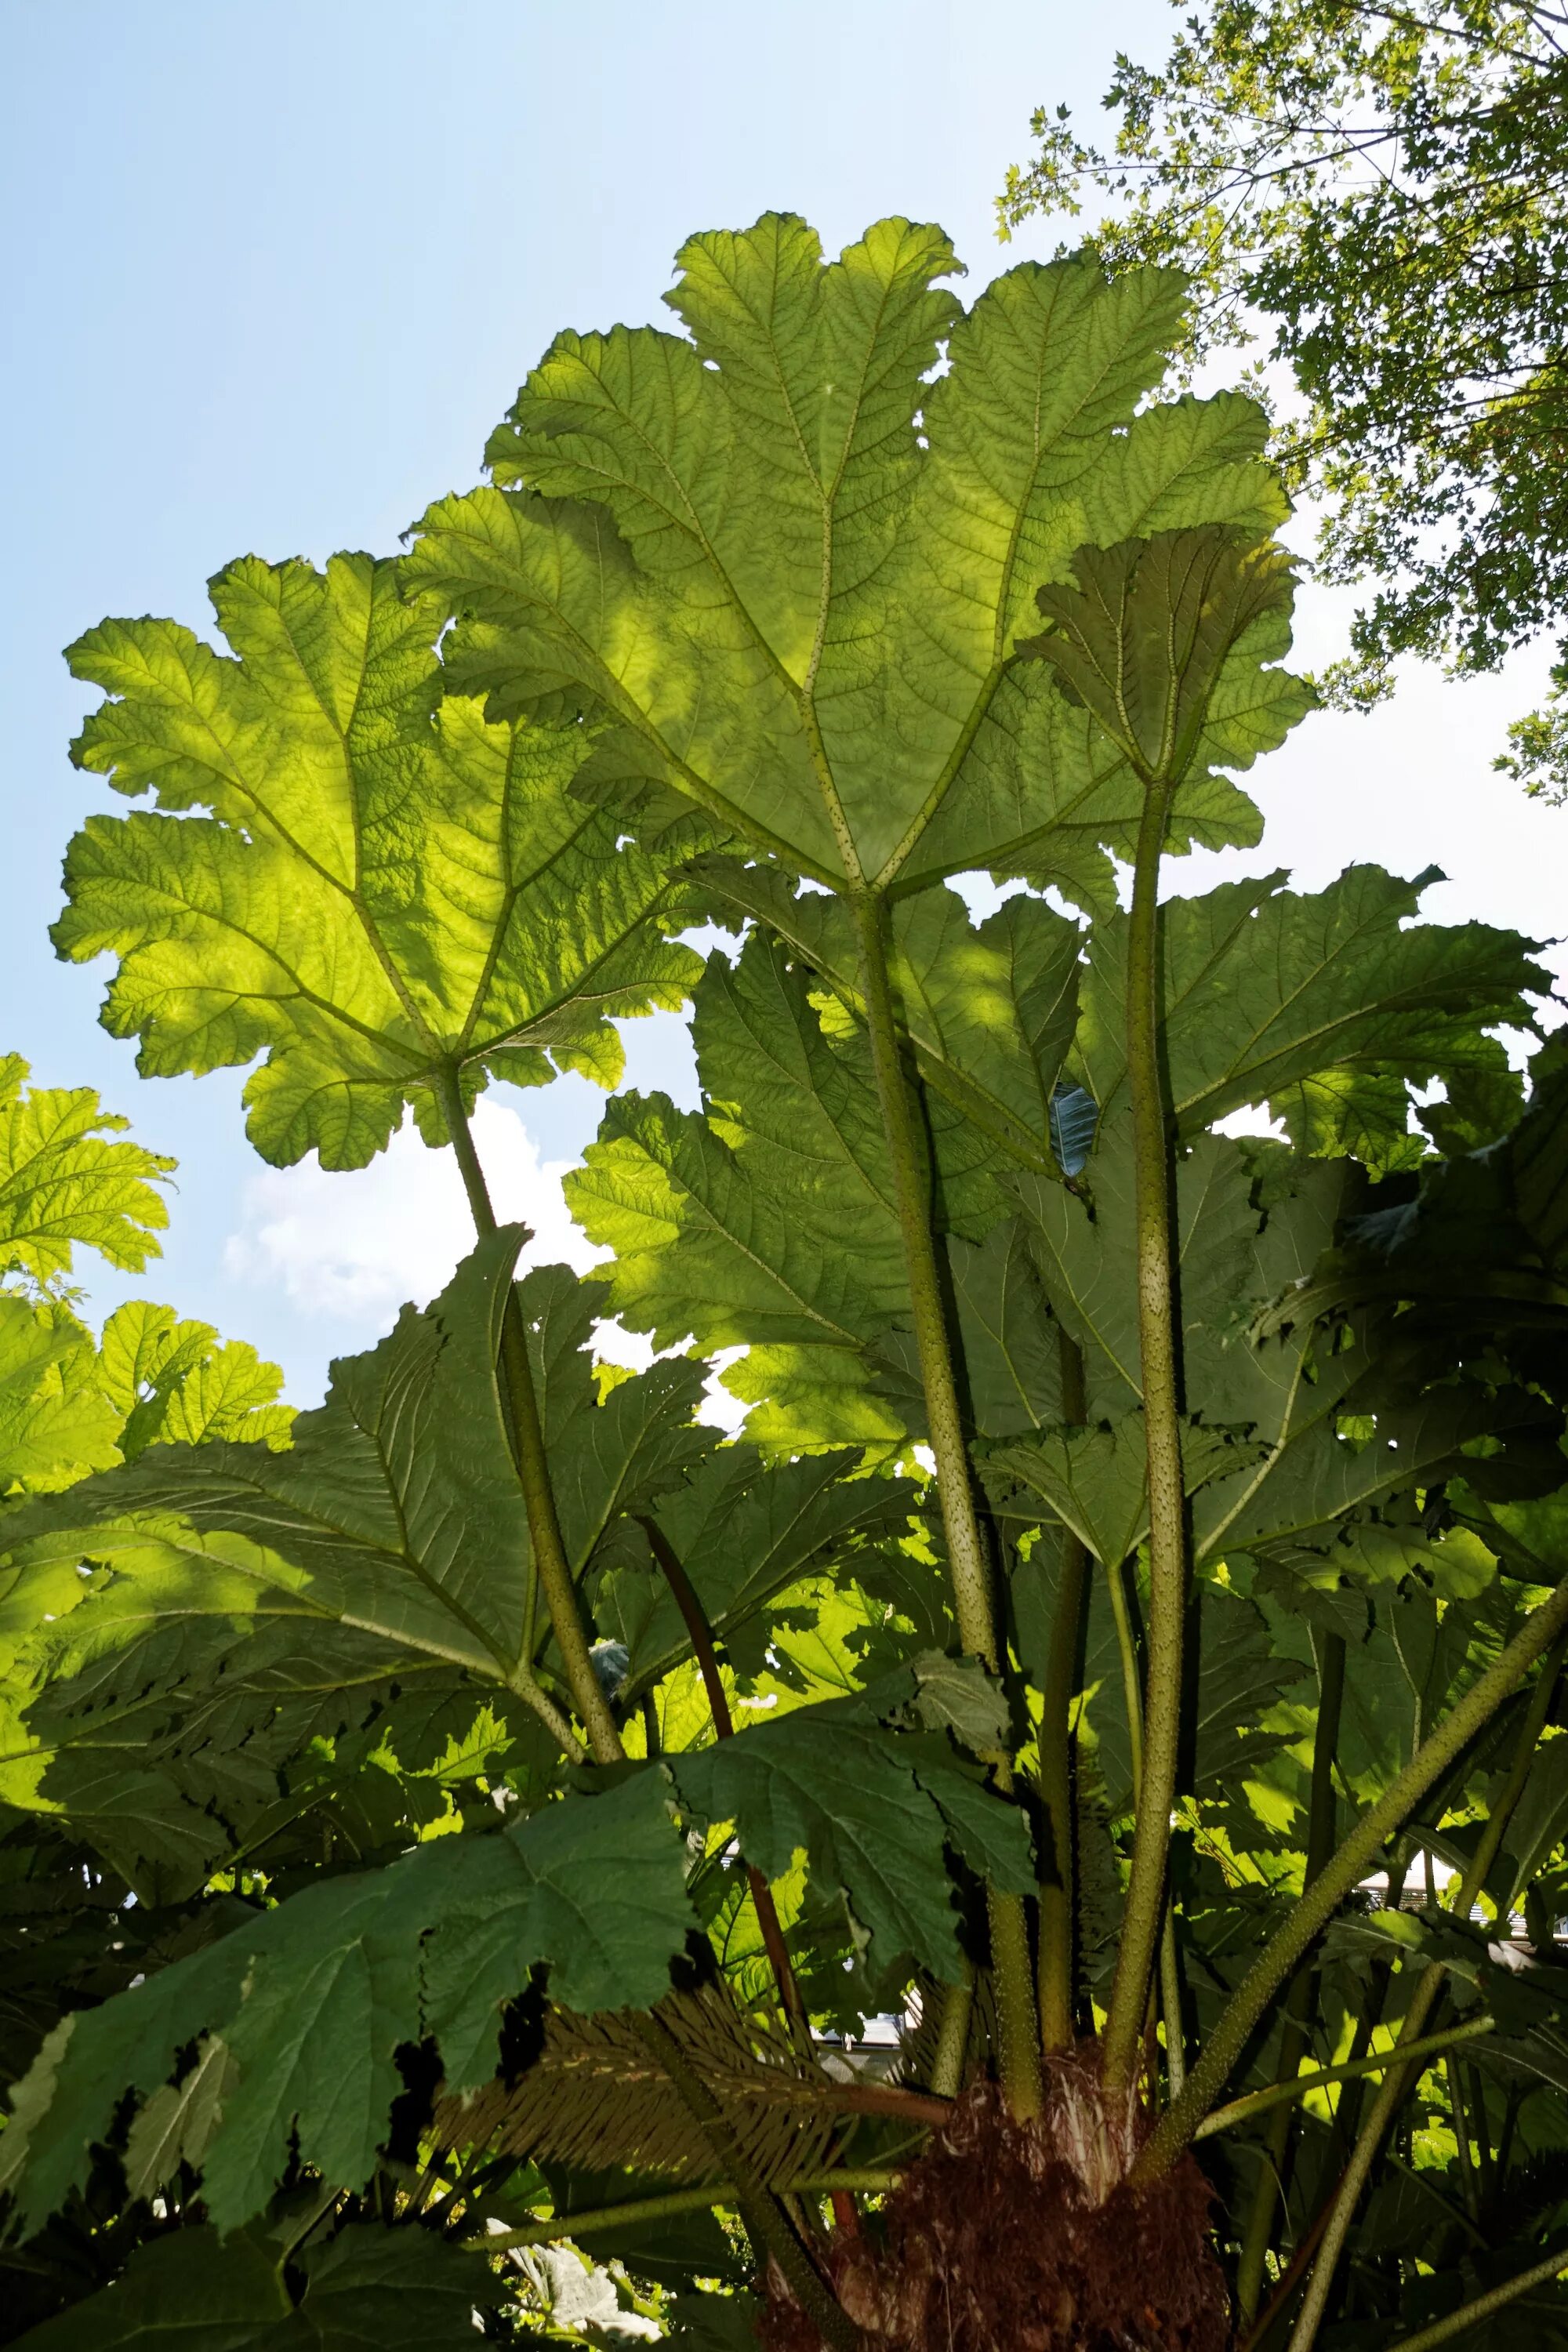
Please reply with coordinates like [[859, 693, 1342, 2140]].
[[0, 1236, 709, 1882], [0, 1771, 692, 2237], [56, 554, 702, 1171], [0, 1054, 172, 1291], [407, 216, 1308, 906]]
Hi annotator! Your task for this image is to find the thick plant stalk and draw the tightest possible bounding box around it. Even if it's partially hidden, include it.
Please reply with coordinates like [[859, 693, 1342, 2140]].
[[1383, 2239, 1568, 2352], [637, 1513, 808, 2047], [1236, 1632, 1348, 2322], [1038, 1331, 1090, 2050], [435, 1069, 624, 1766], [1102, 778, 1188, 2089], [481, 2170, 903, 2254], [627, 2009, 863, 2352], [851, 891, 1043, 2120], [1036, 1529, 1087, 2051], [1284, 1627, 1568, 2352], [929, 1966, 975, 2097], [1137, 1572, 1568, 2182], [1195, 2017, 1495, 2141], [1104, 1552, 1185, 2091]]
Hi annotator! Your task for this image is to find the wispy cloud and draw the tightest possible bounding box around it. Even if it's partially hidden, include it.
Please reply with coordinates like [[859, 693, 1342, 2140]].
[[221, 1100, 746, 1431], [222, 1099, 601, 1332]]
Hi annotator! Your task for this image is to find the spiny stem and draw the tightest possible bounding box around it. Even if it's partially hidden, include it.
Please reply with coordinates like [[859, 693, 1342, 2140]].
[[929, 1966, 975, 2098], [1137, 1572, 1568, 2183], [506, 1666, 587, 1764], [1382, 2239, 1568, 2352], [850, 892, 998, 1667], [1038, 1334, 1089, 2051], [434, 1067, 623, 1767], [626, 2010, 862, 2352], [1103, 777, 1187, 2089], [1285, 1627, 1568, 2352], [1195, 2016, 1496, 2140], [1102, 1552, 1183, 2095], [851, 889, 1042, 2120], [1159, 1912, 1185, 2097], [478, 2171, 903, 2253], [637, 1513, 808, 2049], [1235, 1630, 1346, 2323]]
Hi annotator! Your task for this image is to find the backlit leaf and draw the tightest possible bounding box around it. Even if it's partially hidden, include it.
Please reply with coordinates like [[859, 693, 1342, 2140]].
[[57, 556, 700, 1171]]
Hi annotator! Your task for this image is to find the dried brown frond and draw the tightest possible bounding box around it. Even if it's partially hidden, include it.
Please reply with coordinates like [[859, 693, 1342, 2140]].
[[434, 1986, 846, 2188]]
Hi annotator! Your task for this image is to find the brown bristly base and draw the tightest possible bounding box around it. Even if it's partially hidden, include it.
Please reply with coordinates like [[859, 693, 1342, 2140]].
[[760, 2056, 1230, 2351]]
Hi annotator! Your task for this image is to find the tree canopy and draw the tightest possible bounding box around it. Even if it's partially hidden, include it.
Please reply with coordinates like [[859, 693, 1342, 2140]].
[[999, 0, 1568, 802]]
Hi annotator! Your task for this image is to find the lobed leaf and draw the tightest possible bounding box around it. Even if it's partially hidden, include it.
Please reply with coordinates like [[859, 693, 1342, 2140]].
[[57, 556, 700, 1171], [408, 223, 1294, 900]]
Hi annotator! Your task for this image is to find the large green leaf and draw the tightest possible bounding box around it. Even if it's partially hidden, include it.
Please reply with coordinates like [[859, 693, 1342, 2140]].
[[871, 1218, 1071, 1443], [13, 2219, 498, 2350], [1019, 527, 1301, 785], [0, 1301, 122, 1497], [1074, 865, 1547, 1168], [597, 1444, 907, 1697], [0, 1240, 705, 1708], [0, 1232, 535, 1690], [568, 931, 1007, 1446], [1012, 1118, 1558, 1585], [56, 554, 701, 1171], [0, 1243, 711, 1891], [407, 221, 1299, 901], [0, 1055, 172, 1290], [694, 866, 1082, 1176], [669, 1700, 1033, 1979], [0, 1770, 691, 2235], [94, 1300, 293, 1457], [989, 1412, 1265, 1570]]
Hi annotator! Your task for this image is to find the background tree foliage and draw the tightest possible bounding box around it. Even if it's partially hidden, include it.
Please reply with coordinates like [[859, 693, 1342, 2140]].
[[0, 213, 1565, 2350], [998, 0, 1568, 802]]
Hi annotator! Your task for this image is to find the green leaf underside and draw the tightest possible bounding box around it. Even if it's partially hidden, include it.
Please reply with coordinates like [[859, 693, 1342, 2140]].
[[13, 2220, 496, 2349], [567, 932, 1007, 1446], [1012, 1116, 1558, 1580], [1076, 865, 1546, 1165], [695, 864, 1082, 1173], [58, 554, 701, 1171], [1021, 527, 1301, 785], [0, 1240, 715, 1885], [670, 1706, 1033, 1977], [0, 1054, 172, 1287], [407, 218, 1300, 897], [0, 1772, 691, 2235]]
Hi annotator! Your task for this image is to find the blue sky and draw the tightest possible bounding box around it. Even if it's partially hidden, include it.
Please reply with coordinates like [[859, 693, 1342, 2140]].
[[3, 0, 1563, 1403]]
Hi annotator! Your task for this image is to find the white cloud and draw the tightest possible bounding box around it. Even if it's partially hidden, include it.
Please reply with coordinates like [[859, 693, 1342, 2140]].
[[221, 1100, 751, 1433], [223, 1099, 603, 1335]]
